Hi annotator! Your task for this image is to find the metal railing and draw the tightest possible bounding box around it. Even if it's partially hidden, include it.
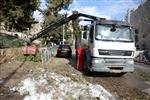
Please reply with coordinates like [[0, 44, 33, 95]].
[[39, 46, 56, 64]]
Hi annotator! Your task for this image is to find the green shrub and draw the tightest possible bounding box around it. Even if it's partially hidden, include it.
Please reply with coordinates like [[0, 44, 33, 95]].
[[0, 37, 23, 48], [17, 52, 42, 62]]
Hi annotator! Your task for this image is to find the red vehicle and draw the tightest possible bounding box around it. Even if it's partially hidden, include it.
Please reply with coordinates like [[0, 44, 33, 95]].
[[56, 44, 72, 58]]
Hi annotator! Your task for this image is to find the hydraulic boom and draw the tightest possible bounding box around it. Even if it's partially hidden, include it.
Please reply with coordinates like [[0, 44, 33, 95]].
[[29, 12, 103, 42]]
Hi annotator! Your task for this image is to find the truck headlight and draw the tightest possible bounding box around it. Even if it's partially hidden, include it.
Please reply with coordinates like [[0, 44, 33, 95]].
[[93, 59, 99, 63], [124, 51, 132, 56], [126, 59, 134, 64], [93, 58, 104, 63]]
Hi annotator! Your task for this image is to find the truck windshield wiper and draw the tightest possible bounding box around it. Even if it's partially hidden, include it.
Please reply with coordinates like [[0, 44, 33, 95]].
[[101, 39, 116, 42], [116, 40, 133, 42], [100, 39, 133, 42]]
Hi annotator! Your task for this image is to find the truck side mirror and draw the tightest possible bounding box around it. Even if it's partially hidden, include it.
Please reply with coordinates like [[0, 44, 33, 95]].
[[84, 26, 88, 31], [110, 24, 116, 32], [135, 34, 138, 42], [83, 32, 87, 40], [135, 29, 138, 34], [90, 39, 93, 43]]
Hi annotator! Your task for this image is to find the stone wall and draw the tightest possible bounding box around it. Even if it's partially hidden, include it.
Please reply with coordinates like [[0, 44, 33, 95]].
[[130, 0, 150, 49], [0, 48, 23, 64]]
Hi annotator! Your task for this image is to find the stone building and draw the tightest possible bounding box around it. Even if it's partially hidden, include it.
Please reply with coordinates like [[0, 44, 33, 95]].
[[129, 0, 150, 50], [30, 20, 43, 35]]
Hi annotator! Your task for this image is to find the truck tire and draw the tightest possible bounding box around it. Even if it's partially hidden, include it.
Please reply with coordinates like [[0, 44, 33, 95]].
[[83, 61, 91, 75], [83, 67, 90, 76], [83, 50, 91, 75], [68, 54, 72, 58]]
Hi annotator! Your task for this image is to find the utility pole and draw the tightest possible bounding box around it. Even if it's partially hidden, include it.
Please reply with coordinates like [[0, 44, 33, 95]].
[[62, 24, 65, 44], [127, 9, 131, 24], [62, 13, 67, 44]]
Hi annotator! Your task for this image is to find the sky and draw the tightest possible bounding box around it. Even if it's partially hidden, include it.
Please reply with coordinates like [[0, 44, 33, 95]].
[[33, 0, 143, 22]]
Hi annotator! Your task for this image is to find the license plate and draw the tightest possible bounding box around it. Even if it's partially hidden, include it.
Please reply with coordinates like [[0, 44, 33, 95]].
[[111, 70, 121, 73], [61, 51, 66, 53]]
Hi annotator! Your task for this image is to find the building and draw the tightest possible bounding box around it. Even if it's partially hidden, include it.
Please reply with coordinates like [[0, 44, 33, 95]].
[[30, 20, 43, 35], [129, 0, 150, 50]]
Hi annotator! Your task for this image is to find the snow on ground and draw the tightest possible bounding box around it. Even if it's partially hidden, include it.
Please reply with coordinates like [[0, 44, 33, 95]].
[[11, 68, 115, 100]]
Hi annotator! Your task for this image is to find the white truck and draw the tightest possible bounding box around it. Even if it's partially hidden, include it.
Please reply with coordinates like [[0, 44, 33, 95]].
[[78, 19, 136, 75], [26, 12, 136, 75]]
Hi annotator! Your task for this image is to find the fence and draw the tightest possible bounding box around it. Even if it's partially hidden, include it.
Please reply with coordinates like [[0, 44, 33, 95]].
[[39, 47, 56, 64]]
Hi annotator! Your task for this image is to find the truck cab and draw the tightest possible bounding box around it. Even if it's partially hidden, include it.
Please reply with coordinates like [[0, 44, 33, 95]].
[[84, 20, 136, 74]]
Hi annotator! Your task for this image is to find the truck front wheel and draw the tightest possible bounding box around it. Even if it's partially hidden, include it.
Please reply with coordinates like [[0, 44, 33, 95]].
[[83, 61, 91, 75]]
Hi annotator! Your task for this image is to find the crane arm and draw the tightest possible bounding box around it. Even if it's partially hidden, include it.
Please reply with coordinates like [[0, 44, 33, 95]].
[[30, 12, 102, 42]]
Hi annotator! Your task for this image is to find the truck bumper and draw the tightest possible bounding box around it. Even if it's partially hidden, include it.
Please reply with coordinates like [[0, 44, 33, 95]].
[[89, 58, 134, 73]]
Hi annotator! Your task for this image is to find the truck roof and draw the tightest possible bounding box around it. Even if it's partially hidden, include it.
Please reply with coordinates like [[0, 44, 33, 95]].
[[96, 19, 130, 26]]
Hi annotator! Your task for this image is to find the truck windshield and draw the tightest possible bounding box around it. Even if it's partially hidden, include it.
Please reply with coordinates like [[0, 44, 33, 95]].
[[95, 25, 133, 42]]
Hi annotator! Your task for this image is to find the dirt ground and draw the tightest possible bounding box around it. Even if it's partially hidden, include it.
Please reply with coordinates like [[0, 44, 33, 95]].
[[0, 60, 41, 100], [0, 48, 150, 100], [69, 54, 150, 100], [85, 73, 150, 100]]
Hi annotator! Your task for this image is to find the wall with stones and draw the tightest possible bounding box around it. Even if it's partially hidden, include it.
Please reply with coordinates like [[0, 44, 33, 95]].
[[130, 0, 150, 49]]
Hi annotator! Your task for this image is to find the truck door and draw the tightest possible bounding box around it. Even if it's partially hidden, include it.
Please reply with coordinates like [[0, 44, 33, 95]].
[[88, 26, 94, 56]]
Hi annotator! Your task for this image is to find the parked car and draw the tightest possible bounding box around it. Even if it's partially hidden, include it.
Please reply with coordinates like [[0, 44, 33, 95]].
[[56, 44, 72, 58], [143, 50, 150, 64]]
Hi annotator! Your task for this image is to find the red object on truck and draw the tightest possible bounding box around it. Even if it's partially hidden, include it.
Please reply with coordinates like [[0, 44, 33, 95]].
[[76, 48, 85, 71], [23, 44, 38, 56]]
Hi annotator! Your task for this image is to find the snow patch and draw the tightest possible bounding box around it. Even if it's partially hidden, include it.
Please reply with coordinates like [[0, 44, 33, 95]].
[[0, 79, 4, 84], [12, 78, 53, 100], [11, 69, 115, 100], [142, 87, 150, 96], [88, 84, 114, 100]]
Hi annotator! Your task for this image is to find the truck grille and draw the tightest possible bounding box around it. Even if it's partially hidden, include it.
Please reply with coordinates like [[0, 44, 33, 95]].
[[98, 49, 132, 56], [104, 58, 126, 66], [105, 58, 125, 63]]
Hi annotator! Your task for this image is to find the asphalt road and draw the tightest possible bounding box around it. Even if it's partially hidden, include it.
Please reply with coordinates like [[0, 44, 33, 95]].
[[135, 62, 150, 74]]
